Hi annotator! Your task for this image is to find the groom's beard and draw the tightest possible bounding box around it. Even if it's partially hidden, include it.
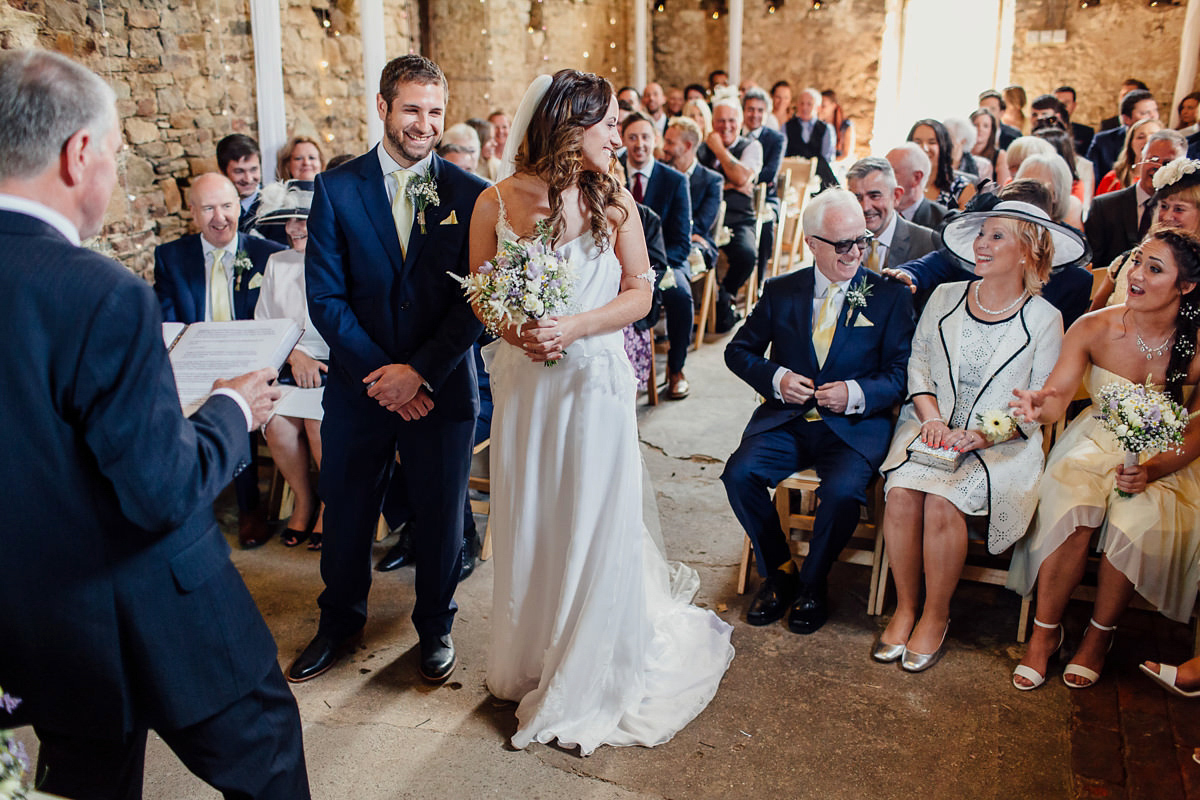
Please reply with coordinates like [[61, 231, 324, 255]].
[[386, 121, 439, 165]]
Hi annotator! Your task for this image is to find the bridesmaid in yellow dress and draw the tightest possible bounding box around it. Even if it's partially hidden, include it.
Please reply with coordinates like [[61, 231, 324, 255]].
[[1008, 227, 1200, 691]]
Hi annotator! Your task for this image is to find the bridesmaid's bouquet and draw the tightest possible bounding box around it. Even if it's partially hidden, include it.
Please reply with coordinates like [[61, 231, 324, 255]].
[[1095, 381, 1193, 497], [451, 220, 574, 366]]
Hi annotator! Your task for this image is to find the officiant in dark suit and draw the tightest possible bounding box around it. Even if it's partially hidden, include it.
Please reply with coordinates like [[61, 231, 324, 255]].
[[0, 49, 307, 799], [722, 189, 913, 635], [293, 54, 487, 684], [154, 172, 287, 548]]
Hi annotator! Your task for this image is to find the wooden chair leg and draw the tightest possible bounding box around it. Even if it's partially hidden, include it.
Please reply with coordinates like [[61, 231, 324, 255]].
[[737, 535, 753, 595], [647, 352, 659, 405], [1017, 594, 1032, 643], [868, 521, 884, 617], [480, 515, 493, 562], [692, 269, 715, 351]]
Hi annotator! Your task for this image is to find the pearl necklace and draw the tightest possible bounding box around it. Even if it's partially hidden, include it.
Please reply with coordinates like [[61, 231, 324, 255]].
[[973, 282, 1028, 316], [1136, 329, 1174, 360]]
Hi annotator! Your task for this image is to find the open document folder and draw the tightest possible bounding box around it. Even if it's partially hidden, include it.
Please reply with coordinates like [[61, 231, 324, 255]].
[[163, 319, 302, 417]]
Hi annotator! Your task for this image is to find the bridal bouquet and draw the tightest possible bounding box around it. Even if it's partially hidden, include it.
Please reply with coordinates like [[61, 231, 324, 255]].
[[1095, 381, 1192, 497], [0, 688, 28, 800], [451, 220, 574, 366]]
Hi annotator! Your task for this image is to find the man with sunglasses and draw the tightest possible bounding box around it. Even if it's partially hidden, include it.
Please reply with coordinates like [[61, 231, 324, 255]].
[[722, 189, 914, 636]]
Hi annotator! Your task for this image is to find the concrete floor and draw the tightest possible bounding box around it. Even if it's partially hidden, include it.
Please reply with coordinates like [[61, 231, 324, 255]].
[[13, 333, 1079, 799]]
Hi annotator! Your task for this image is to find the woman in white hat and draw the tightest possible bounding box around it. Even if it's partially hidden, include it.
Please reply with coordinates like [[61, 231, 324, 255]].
[[875, 199, 1084, 672], [254, 180, 329, 550]]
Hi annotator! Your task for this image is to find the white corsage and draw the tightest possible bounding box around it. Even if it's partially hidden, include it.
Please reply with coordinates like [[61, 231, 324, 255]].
[[976, 409, 1017, 444], [407, 172, 440, 234], [843, 276, 872, 326], [1152, 158, 1200, 191]]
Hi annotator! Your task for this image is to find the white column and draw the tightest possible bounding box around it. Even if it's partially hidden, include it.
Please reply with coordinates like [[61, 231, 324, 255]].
[[249, 0, 286, 170], [728, 0, 743, 86], [634, 0, 647, 90], [1170, 0, 1200, 128], [361, 0, 386, 145], [872, 0, 903, 152], [994, 0, 1016, 89]]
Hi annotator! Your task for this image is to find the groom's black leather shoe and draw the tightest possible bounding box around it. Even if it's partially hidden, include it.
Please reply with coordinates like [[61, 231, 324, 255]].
[[286, 631, 362, 683], [787, 585, 829, 635], [376, 523, 415, 572], [419, 634, 456, 682], [746, 570, 799, 626]]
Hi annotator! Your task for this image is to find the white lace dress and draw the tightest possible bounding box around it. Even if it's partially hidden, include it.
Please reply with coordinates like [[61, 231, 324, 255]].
[[483, 191, 734, 755]]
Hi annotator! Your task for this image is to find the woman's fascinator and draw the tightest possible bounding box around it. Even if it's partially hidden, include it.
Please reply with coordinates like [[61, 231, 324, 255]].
[[1152, 158, 1200, 203], [254, 180, 314, 226]]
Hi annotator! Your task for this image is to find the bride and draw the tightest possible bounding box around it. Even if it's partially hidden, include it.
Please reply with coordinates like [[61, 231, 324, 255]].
[[468, 70, 734, 755]]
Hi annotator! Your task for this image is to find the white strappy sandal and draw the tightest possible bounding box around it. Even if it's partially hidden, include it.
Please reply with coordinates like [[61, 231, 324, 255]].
[[1012, 618, 1065, 691], [1063, 618, 1117, 689]]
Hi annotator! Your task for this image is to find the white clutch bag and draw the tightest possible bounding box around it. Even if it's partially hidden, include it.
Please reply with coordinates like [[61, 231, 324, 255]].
[[906, 435, 966, 472]]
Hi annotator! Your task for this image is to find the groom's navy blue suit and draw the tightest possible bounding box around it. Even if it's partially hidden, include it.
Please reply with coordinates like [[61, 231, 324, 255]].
[[723, 266, 913, 585], [306, 148, 486, 641]]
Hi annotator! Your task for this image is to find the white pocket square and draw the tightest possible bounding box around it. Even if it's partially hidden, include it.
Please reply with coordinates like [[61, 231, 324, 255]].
[[440, 210, 458, 226], [853, 314, 874, 327]]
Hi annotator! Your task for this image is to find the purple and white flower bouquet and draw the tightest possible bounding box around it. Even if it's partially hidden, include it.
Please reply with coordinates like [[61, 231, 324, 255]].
[[1095, 381, 1193, 497], [1, 688, 28, 800], [451, 220, 574, 366]]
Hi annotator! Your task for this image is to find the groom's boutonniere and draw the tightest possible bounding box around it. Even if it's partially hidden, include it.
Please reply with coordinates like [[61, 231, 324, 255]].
[[232, 250, 254, 291], [407, 172, 440, 234], [843, 276, 872, 326]]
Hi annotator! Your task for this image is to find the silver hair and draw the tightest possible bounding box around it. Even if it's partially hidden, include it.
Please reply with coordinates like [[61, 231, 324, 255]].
[[802, 187, 863, 237], [846, 156, 897, 188], [712, 97, 743, 120], [943, 117, 977, 152], [439, 123, 480, 154], [1015, 154, 1072, 222], [1006, 136, 1054, 173], [1144, 128, 1189, 159], [0, 50, 116, 181], [742, 87, 770, 106], [888, 143, 931, 190], [801, 88, 822, 106]]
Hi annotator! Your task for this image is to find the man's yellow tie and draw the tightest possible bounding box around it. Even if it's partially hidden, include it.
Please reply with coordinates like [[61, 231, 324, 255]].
[[812, 285, 840, 366], [391, 170, 415, 256], [209, 248, 232, 322], [865, 238, 882, 273]]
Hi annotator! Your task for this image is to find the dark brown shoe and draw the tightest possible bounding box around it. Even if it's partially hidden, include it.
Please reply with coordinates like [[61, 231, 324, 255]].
[[238, 508, 272, 549], [666, 371, 690, 400]]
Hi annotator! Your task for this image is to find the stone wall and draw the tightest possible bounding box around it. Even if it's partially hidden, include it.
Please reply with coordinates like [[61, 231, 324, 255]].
[[1010, 0, 1198, 129]]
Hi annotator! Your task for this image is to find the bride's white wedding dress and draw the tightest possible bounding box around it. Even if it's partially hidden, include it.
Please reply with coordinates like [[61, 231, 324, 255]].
[[483, 191, 734, 756]]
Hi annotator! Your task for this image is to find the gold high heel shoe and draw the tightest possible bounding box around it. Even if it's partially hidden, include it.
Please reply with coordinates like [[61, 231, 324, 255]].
[[900, 621, 949, 673]]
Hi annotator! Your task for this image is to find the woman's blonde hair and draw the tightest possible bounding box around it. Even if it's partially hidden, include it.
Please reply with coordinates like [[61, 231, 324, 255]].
[[276, 135, 325, 180], [1111, 118, 1162, 188], [682, 98, 713, 137], [992, 216, 1053, 296]]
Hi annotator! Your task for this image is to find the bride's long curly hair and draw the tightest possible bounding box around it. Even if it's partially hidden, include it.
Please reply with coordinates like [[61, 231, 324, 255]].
[[514, 69, 626, 252]]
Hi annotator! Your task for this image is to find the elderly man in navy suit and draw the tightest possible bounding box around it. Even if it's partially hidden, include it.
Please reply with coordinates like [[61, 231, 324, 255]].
[[0, 49, 307, 799], [621, 111, 695, 399], [723, 189, 913, 635], [662, 116, 723, 270], [291, 54, 487, 685], [154, 172, 287, 548]]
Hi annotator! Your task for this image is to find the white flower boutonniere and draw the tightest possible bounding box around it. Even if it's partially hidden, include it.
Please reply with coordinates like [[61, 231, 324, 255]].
[[232, 250, 254, 291], [843, 276, 872, 326], [408, 172, 440, 234]]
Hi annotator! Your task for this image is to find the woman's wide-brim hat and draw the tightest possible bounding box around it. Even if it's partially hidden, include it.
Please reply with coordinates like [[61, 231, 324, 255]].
[[1152, 157, 1200, 202], [255, 180, 314, 225], [941, 199, 1088, 269]]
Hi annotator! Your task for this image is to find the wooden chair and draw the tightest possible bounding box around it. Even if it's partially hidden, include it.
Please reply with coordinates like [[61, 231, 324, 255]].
[[736, 469, 887, 618], [763, 170, 792, 284], [777, 157, 818, 270], [468, 438, 493, 561], [740, 183, 770, 317], [691, 200, 725, 350]]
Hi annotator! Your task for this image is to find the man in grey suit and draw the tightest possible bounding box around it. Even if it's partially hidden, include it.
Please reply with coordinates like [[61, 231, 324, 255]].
[[846, 156, 936, 272], [887, 144, 948, 231]]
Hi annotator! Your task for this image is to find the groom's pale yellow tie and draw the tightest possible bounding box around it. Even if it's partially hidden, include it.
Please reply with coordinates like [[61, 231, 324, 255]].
[[391, 169, 415, 257], [812, 285, 840, 366], [209, 248, 232, 322]]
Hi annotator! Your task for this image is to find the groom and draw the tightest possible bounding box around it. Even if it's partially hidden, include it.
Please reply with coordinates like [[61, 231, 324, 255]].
[[293, 54, 488, 683], [722, 188, 913, 635]]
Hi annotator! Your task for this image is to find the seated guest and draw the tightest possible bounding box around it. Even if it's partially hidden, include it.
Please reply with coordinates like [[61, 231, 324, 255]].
[[819, 89, 855, 162], [876, 200, 1079, 672], [1054, 85, 1095, 158], [465, 117, 501, 182], [154, 173, 287, 547], [1177, 91, 1200, 136], [488, 109, 510, 156], [845, 156, 936, 271], [437, 123, 481, 173], [1016, 152, 1084, 230], [684, 83, 707, 103], [970, 108, 1010, 184], [1099, 78, 1148, 132], [1002, 85, 1028, 134], [616, 85, 641, 112], [1087, 89, 1159, 181], [943, 117, 980, 178], [886, 180, 1094, 328], [722, 189, 913, 635], [662, 116, 723, 271], [697, 98, 764, 331], [276, 135, 324, 181], [784, 87, 838, 189], [1008, 228, 1200, 690], [770, 80, 792, 131], [643, 81, 668, 135], [1005, 135, 1055, 180], [620, 112, 695, 399], [683, 97, 713, 138], [709, 69, 729, 94], [908, 119, 976, 210], [1087, 129, 1188, 286], [743, 87, 785, 277], [887, 144, 948, 229], [216, 133, 286, 245], [979, 89, 1022, 149], [666, 86, 686, 117], [1095, 117, 1162, 196], [253, 181, 328, 550], [1033, 109, 1094, 212]]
